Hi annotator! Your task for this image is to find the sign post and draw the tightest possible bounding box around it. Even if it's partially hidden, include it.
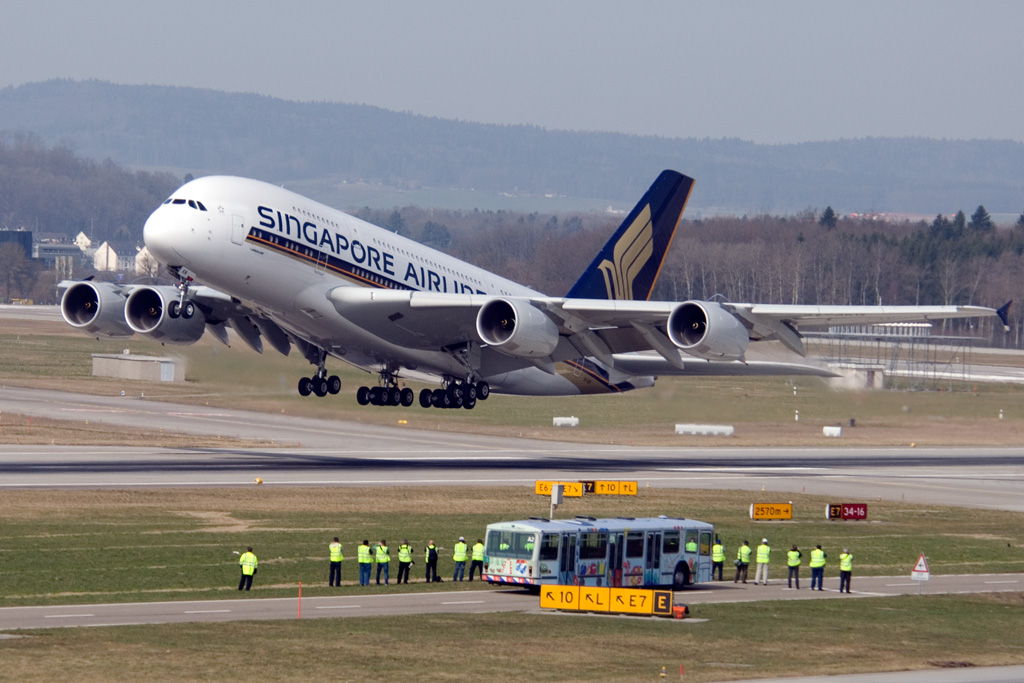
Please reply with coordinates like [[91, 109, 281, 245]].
[[911, 553, 929, 594]]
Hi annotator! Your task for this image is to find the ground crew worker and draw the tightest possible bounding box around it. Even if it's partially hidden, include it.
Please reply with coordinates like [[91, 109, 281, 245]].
[[453, 536, 468, 581], [424, 540, 439, 583], [329, 537, 344, 587], [238, 546, 258, 591], [685, 536, 698, 552], [809, 544, 827, 591], [787, 544, 802, 589], [734, 540, 751, 583], [469, 538, 485, 581], [375, 539, 390, 585], [839, 548, 853, 593], [397, 539, 413, 584], [357, 539, 373, 586], [711, 538, 725, 580], [754, 538, 771, 585]]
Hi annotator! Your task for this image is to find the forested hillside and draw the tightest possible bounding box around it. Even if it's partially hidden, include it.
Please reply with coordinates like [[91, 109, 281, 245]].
[[2, 80, 1024, 214]]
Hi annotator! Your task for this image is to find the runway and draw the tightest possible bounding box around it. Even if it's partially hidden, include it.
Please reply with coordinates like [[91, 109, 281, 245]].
[[2, 385, 1024, 511]]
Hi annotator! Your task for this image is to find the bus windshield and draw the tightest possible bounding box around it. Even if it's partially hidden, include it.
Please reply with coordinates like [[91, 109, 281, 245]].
[[486, 530, 536, 558]]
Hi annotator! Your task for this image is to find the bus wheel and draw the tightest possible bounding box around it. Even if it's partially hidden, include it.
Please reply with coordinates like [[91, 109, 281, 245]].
[[673, 564, 691, 590]]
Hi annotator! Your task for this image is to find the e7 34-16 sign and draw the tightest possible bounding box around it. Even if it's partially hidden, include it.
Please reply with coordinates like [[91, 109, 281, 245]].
[[827, 503, 868, 520], [750, 503, 792, 520]]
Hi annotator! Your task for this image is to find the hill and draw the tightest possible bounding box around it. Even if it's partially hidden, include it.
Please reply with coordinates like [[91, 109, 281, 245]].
[[2, 80, 1023, 214]]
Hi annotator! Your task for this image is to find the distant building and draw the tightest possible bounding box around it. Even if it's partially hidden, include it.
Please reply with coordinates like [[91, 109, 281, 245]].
[[33, 241, 83, 268], [0, 229, 33, 258]]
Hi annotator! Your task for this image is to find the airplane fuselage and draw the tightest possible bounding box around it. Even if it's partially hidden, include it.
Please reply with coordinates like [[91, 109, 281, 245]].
[[143, 176, 649, 396]]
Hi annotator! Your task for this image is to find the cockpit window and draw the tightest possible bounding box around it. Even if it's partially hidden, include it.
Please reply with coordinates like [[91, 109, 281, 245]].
[[172, 198, 187, 205], [167, 198, 207, 210], [196, 201, 207, 211], [187, 200, 197, 209]]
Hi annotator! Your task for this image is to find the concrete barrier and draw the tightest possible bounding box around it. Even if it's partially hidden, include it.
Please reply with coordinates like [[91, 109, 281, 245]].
[[92, 352, 183, 382], [553, 416, 579, 427], [823, 426, 843, 438], [675, 424, 734, 436]]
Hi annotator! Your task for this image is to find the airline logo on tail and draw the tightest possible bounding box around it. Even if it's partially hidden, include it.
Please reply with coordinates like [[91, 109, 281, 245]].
[[597, 205, 653, 300]]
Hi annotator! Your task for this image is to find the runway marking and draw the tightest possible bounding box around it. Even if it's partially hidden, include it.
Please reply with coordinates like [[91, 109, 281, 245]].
[[442, 600, 486, 605], [315, 605, 360, 610], [184, 609, 231, 614], [984, 580, 1018, 584], [45, 613, 94, 618], [885, 583, 918, 586]]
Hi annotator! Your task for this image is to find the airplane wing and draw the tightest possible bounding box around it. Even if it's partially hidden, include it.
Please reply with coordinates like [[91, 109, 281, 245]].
[[324, 286, 1004, 371]]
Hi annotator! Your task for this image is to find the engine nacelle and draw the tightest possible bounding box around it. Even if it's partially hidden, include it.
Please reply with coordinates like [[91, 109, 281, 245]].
[[125, 286, 205, 344], [667, 301, 749, 361], [60, 281, 134, 338], [476, 298, 559, 358]]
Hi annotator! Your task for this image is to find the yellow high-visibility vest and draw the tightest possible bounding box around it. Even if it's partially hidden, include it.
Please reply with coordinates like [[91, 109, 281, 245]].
[[472, 543, 484, 561], [756, 544, 770, 564], [839, 552, 853, 571], [375, 545, 390, 563], [712, 544, 725, 562], [738, 545, 751, 563], [329, 542, 343, 562], [398, 545, 412, 563], [453, 542, 467, 561], [810, 548, 826, 568], [358, 544, 371, 563], [787, 550, 801, 567], [239, 551, 258, 575]]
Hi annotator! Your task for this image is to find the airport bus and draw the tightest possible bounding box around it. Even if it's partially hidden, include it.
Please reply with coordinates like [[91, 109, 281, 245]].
[[483, 516, 715, 589]]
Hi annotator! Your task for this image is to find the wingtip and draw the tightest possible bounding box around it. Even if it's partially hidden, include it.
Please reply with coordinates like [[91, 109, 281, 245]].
[[997, 300, 1013, 332]]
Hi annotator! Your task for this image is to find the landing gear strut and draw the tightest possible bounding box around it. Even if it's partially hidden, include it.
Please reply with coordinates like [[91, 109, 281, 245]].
[[296, 348, 341, 398]]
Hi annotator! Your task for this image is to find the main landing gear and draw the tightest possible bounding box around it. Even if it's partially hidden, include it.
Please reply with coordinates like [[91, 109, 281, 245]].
[[417, 380, 490, 410], [297, 348, 341, 398]]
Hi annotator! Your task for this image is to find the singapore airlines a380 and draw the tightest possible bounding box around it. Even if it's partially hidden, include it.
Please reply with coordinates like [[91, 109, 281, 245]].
[[59, 170, 1008, 411]]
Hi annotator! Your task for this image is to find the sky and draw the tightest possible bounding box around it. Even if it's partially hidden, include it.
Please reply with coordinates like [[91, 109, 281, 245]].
[[2, 1, 1023, 144]]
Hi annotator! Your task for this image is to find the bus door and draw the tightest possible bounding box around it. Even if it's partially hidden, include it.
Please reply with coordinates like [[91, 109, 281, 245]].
[[695, 531, 713, 582], [645, 532, 661, 586], [609, 533, 623, 587], [558, 533, 576, 585]]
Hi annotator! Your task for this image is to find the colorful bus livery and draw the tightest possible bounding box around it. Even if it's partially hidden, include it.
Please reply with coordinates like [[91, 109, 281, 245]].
[[483, 516, 715, 590]]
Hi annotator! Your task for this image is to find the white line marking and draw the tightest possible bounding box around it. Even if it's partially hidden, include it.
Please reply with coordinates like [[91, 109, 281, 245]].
[[441, 600, 486, 605], [45, 613, 94, 618], [984, 580, 1019, 584], [885, 583, 918, 586], [184, 609, 231, 614], [315, 605, 360, 610]]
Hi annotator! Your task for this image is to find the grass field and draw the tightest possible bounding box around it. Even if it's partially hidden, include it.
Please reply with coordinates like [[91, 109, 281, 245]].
[[4, 330, 1024, 447], [4, 487, 1023, 607]]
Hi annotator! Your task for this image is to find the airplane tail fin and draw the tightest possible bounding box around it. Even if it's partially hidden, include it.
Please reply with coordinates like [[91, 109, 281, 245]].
[[566, 170, 694, 300]]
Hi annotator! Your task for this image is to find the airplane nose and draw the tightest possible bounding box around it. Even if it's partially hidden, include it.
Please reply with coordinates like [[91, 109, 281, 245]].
[[143, 207, 182, 265]]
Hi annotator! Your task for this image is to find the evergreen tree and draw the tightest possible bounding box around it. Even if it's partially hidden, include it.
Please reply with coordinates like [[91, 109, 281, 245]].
[[953, 210, 967, 233], [968, 205, 994, 231], [819, 206, 837, 229], [1017, 211, 1024, 228], [386, 209, 407, 236]]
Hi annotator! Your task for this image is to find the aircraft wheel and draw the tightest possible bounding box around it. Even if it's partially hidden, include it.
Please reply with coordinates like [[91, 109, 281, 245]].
[[327, 375, 342, 395], [368, 387, 383, 405], [168, 301, 181, 319], [401, 388, 415, 407], [356, 386, 370, 405], [182, 301, 196, 319], [298, 377, 313, 396], [463, 395, 477, 410], [465, 384, 477, 401], [447, 386, 464, 408], [435, 389, 452, 409], [388, 387, 402, 406], [419, 388, 433, 408], [312, 377, 328, 397], [476, 381, 490, 400]]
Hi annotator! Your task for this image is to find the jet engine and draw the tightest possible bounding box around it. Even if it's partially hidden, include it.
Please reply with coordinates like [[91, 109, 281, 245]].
[[60, 281, 134, 338], [667, 301, 749, 361], [476, 298, 559, 358], [125, 286, 206, 344]]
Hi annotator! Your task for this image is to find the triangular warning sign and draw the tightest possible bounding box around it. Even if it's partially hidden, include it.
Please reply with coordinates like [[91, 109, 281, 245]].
[[913, 553, 929, 573]]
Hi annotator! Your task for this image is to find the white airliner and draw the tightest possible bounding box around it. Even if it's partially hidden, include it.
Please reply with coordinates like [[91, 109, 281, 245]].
[[59, 170, 1009, 410]]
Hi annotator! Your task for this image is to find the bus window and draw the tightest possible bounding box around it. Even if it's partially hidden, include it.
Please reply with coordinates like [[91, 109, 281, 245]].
[[487, 531, 514, 554], [539, 534, 559, 561], [520, 534, 536, 556], [684, 531, 698, 552], [664, 531, 681, 553], [626, 531, 644, 558], [700, 531, 712, 555], [579, 532, 608, 560]]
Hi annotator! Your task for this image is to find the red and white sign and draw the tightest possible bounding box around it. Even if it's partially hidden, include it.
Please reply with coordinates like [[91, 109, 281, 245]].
[[911, 553, 930, 581]]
